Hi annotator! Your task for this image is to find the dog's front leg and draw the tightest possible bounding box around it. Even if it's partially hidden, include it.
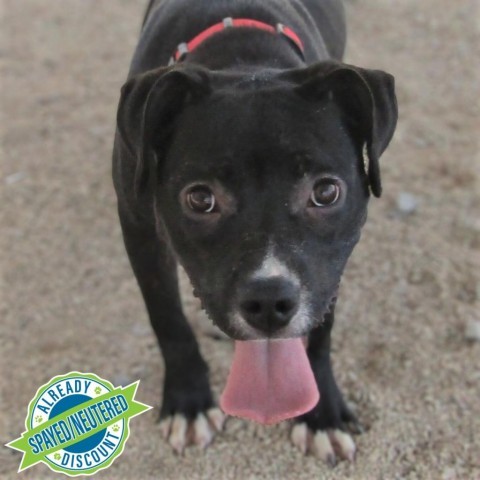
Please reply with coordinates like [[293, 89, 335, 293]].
[[119, 214, 225, 453], [291, 304, 361, 465]]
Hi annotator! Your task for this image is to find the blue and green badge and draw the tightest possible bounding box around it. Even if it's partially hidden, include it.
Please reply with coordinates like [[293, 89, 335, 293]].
[[7, 371, 151, 476]]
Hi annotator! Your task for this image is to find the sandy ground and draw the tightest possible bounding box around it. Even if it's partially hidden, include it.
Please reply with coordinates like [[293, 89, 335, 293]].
[[1, 0, 479, 478]]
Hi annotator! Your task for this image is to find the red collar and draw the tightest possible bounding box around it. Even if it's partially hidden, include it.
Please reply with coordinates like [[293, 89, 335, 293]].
[[168, 17, 304, 65]]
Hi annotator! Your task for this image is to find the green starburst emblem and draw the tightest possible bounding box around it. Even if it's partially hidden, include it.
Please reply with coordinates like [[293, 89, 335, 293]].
[[7, 372, 151, 476]]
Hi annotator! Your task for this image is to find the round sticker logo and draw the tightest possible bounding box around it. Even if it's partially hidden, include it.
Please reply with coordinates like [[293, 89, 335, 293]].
[[6, 372, 151, 476]]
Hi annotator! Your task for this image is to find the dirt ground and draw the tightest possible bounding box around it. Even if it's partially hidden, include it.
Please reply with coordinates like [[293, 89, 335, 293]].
[[1, 0, 479, 479]]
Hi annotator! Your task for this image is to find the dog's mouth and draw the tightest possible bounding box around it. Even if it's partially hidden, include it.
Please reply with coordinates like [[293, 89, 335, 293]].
[[219, 291, 337, 425]]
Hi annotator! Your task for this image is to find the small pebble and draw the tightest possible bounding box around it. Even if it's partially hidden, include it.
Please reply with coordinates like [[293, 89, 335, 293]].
[[464, 320, 480, 341], [396, 192, 419, 215], [442, 468, 456, 480], [5, 171, 27, 185], [412, 136, 429, 148], [131, 323, 151, 337], [112, 373, 132, 386]]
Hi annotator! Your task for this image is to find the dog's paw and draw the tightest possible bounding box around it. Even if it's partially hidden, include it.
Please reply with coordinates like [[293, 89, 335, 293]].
[[158, 358, 224, 453], [290, 423, 356, 466], [159, 407, 225, 454], [290, 381, 362, 465]]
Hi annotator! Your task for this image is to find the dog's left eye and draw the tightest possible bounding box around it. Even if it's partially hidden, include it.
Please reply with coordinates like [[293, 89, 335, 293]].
[[310, 179, 340, 207], [186, 186, 216, 213]]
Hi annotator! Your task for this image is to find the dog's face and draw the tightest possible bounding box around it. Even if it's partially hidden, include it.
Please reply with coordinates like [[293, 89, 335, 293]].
[[117, 62, 397, 340], [157, 83, 369, 340]]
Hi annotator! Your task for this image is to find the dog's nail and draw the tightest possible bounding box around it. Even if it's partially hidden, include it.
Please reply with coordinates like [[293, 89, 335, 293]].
[[290, 423, 309, 455], [169, 414, 188, 454], [311, 431, 335, 464], [207, 407, 226, 431], [327, 453, 337, 468], [329, 429, 356, 461], [193, 413, 213, 448]]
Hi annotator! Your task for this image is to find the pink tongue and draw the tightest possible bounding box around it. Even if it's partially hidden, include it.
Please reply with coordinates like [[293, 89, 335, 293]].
[[220, 338, 319, 425]]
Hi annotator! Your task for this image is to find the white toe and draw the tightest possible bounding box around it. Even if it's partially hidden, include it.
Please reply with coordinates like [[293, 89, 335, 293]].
[[207, 407, 226, 431], [159, 417, 172, 440], [168, 414, 188, 454], [311, 431, 336, 466], [290, 423, 309, 454], [161, 410, 224, 453], [193, 413, 213, 448], [329, 429, 356, 461]]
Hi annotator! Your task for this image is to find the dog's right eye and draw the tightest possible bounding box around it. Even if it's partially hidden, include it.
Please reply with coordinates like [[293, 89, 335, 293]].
[[309, 178, 341, 207], [186, 186, 216, 213]]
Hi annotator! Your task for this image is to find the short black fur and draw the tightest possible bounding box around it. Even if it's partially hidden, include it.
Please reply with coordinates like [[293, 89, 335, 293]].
[[112, 0, 397, 453]]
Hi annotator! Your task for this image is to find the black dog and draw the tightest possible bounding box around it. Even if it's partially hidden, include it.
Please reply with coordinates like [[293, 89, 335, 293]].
[[112, 0, 397, 464]]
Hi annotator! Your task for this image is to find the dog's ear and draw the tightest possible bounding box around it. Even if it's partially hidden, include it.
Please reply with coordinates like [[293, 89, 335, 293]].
[[292, 61, 397, 197], [117, 65, 211, 195]]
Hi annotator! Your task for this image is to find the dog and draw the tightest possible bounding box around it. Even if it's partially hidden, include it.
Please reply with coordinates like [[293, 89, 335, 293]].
[[112, 0, 397, 464]]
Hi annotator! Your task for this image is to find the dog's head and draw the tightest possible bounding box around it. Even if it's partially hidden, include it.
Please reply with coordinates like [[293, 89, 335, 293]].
[[117, 62, 397, 339]]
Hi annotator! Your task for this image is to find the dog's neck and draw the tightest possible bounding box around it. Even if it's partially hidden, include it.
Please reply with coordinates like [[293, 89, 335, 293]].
[[182, 26, 307, 71]]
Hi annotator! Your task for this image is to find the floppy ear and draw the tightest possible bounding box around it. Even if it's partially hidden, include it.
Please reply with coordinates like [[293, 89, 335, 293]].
[[116, 65, 211, 196], [293, 61, 398, 197]]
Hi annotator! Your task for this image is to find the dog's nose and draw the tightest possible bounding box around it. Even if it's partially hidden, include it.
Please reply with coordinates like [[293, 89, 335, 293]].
[[238, 278, 300, 334]]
